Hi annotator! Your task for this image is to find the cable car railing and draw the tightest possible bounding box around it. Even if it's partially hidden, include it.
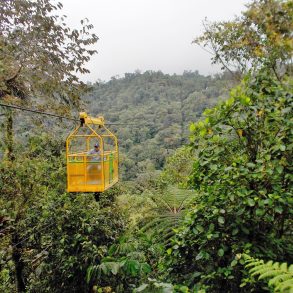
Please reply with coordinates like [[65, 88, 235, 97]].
[[66, 112, 119, 193]]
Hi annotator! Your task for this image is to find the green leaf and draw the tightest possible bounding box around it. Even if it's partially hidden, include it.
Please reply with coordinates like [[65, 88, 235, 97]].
[[141, 263, 151, 274], [218, 248, 224, 257], [189, 123, 196, 132], [241, 227, 250, 235], [196, 252, 203, 260], [247, 162, 255, 168], [218, 216, 225, 224], [231, 260, 238, 267], [200, 128, 207, 137], [247, 198, 255, 207], [226, 97, 235, 106], [135, 284, 148, 292], [275, 206, 283, 214], [196, 225, 204, 233], [279, 145, 286, 151], [256, 208, 264, 216], [110, 262, 120, 275]]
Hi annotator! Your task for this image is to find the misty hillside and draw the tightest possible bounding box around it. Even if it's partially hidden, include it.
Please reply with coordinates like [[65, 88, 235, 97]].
[[83, 70, 235, 180]]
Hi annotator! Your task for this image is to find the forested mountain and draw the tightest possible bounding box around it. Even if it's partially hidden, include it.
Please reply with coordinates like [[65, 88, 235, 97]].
[[83, 71, 235, 179]]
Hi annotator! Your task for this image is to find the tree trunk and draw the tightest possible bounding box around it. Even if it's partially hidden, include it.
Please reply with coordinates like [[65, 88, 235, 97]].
[[5, 110, 26, 291], [5, 109, 15, 161], [12, 231, 26, 293]]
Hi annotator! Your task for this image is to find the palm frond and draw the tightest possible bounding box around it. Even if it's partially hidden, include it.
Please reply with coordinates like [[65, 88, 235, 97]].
[[139, 186, 196, 244]]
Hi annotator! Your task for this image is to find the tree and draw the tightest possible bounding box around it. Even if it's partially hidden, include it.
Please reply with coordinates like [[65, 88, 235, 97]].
[[160, 146, 194, 187], [194, 0, 293, 79], [167, 71, 293, 292], [0, 0, 98, 101], [0, 2, 98, 291]]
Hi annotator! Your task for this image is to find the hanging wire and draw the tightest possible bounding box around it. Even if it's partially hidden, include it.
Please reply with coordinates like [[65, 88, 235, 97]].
[[0, 197, 66, 248], [10, 221, 55, 248], [0, 102, 78, 121], [0, 102, 151, 126]]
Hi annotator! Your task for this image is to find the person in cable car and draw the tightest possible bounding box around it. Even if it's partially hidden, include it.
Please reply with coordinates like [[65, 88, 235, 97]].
[[87, 143, 101, 179], [88, 143, 101, 161]]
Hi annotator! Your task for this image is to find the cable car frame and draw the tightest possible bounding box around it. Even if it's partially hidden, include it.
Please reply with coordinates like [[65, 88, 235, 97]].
[[66, 112, 118, 192]]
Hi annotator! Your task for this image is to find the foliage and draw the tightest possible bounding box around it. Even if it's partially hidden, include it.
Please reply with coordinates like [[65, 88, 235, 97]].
[[0, 135, 126, 292], [0, 1, 98, 290], [242, 254, 293, 292], [84, 70, 234, 181], [1, 0, 293, 292], [135, 278, 176, 293], [24, 193, 125, 292], [87, 235, 155, 292], [140, 186, 196, 246], [135, 278, 204, 293], [0, 0, 98, 101], [194, 0, 293, 78], [160, 146, 194, 187], [166, 72, 293, 292]]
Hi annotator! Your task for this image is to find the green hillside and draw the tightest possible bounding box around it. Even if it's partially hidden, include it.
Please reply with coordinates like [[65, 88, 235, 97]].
[[83, 71, 235, 180]]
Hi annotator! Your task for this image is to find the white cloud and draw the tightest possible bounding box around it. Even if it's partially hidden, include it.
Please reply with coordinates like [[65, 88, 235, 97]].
[[60, 0, 249, 81]]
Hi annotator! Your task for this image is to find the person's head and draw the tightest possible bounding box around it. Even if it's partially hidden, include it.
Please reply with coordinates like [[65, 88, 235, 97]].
[[94, 143, 100, 150]]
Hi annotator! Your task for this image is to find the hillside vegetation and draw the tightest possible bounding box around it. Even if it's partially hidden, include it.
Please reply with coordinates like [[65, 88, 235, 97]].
[[0, 0, 292, 292], [83, 71, 234, 180]]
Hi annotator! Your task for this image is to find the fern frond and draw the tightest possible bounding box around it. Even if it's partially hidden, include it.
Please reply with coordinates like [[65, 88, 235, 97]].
[[243, 255, 293, 292], [251, 267, 274, 277], [269, 273, 293, 286], [138, 186, 193, 244], [276, 278, 293, 292], [258, 270, 286, 280], [245, 260, 264, 269], [273, 262, 281, 269], [280, 263, 288, 271]]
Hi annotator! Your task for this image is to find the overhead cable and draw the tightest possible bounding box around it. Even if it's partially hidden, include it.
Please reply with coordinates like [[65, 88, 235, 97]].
[[0, 102, 78, 121], [0, 102, 149, 126]]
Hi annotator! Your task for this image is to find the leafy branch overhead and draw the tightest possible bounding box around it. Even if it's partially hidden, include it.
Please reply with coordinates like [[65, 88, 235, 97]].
[[194, 0, 293, 78], [0, 0, 98, 100]]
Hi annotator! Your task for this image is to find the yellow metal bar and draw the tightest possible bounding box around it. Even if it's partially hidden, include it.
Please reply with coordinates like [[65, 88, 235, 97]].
[[67, 125, 80, 141], [103, 125, 119, 180], [86, 123, 105, 190], [66, 124, 81, 191], [73, 134, 100, 137], [86, 137, 90, 152], [80, 112, 105, 125], [68, 152, 88, 156], [66, 136, 70, 191], [83, 154, 86, 191]]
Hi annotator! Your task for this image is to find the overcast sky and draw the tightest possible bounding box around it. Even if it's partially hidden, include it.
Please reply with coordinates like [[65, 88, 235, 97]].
[[61, 0, 249, 82]]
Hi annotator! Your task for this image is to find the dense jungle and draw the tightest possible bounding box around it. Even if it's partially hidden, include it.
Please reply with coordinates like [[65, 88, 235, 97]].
[[0, 0, 292, 292]]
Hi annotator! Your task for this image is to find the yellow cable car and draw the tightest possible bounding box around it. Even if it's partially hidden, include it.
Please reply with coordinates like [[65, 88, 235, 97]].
[[66, 112, 118, 192]]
